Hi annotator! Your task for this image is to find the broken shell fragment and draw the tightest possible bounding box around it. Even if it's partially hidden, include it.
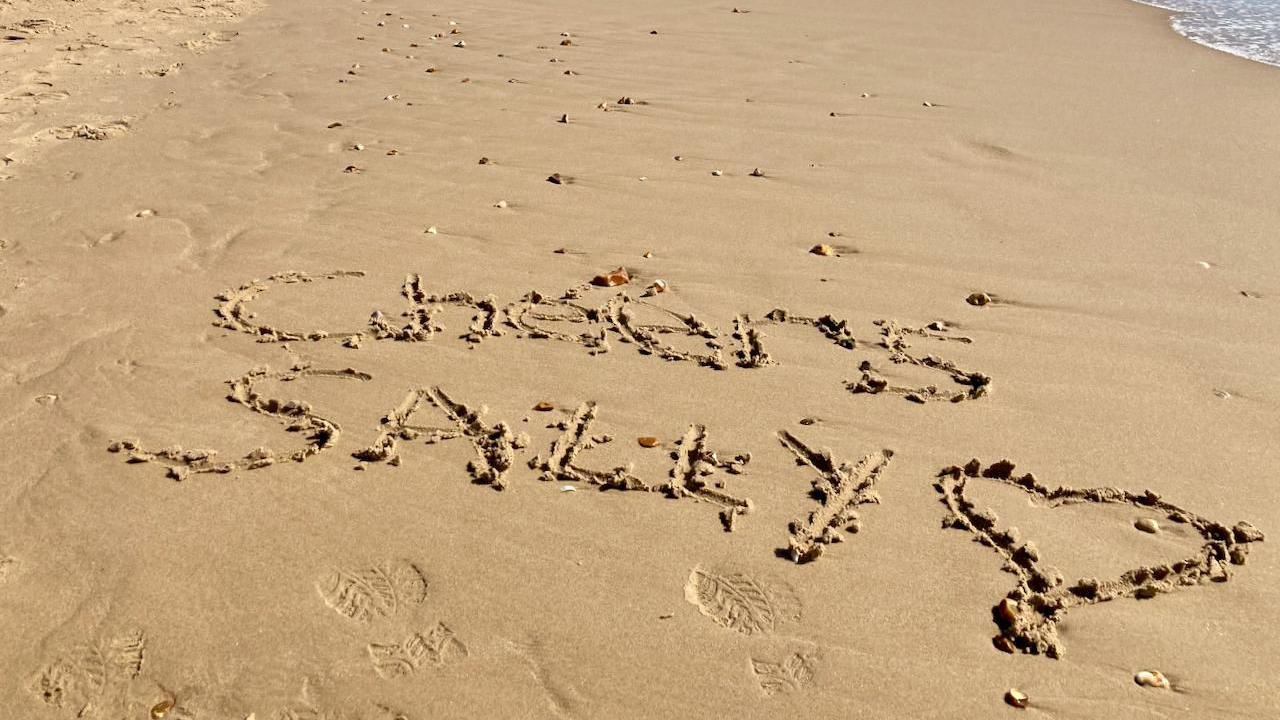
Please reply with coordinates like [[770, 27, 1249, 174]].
[[547, 173, 565, 185], [637, 436, 661, 448], [643, 279, 668, 296], [1134, 670, 1170, 689], [749, 167, 764, 177], [425, 226, 438, 234], [453, 40, 466, 48], [617, 96, 634, 105], [810, 244, 836, 257], [558, 113, 569, 123], [151, 700, 176, 719], [1004, 689, 1029, 709], [494, 200, 509, 208], [591, 267, 630, 287], [1135, 518, 1160, 534], [966, 292, 992, 307]]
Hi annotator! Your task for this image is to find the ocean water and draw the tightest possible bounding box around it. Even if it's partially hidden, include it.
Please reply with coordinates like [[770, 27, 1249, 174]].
[[1137, 0, 1280, 67]]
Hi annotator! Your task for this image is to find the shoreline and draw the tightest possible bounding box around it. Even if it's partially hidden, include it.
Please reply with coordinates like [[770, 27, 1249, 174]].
[[1133, 0, 1280, 69]]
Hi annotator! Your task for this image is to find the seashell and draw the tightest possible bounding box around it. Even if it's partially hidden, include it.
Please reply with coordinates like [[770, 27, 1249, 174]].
[[1004, 689, 1029, 709], [425, 66, 437, 73], [425, 226, 438, 234], [922, 101, 934, 107], [386, 149, 399, 156], [642, 279, 667, 297], [343, 165, 363, 174], [617, 96, 634, 105], [749, 168, 764, 177], [151, 700, 175, 719], [966, 292, 991, 307], [596, 102, 608, 110], [1134, 670, 1169, 689], [637, 437, 660, 448], [592, 267, 630, 287], [453, 40, 466, 48], [642, 251, 653, 258], [810, 244, 836, 256], [561, 39, 572, 46], [1135, 518, 1159, 534], [326, 121, 343, 128], [547, 173, 565, 185], [673, 155, 683, 161], [533, 401, 555, 412], [710, 169, 723, 176], [558, 113, 569, 123], [478, 157, 490, 164], [494, 200, 508, 208]]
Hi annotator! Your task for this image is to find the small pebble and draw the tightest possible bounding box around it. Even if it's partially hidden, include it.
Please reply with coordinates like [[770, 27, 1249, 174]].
[[637, 437, 660, 448], [810, 244, 836, 257], [1004, 689, 1029, 709], [966, 292, 992, 307], [547, 173, 565, 185], [533, 401, 555, 412], [1135, 518, 1160, 534]]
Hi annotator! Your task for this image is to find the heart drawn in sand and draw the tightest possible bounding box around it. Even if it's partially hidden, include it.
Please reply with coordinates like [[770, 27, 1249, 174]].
[[936, 459, 1265, 659]]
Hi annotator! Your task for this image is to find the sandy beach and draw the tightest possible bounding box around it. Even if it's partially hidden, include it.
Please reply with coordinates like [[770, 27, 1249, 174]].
[[2, 0, 1278, 717]]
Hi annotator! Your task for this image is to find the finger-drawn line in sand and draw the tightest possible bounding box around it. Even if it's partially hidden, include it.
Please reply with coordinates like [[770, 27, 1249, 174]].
[[663, 425, 753, 531], [684, 567, 800, 636], [368, 622, 467, 679], [732, 314, 775, 368], [849, 320, 990, 403], [208, 272, 993, 404], [605, 294, 726, 369], [529, 401, 645, 490], [109, 364, 370, 480], [371, 274, 504, 344], [750, 650, 816, 697], [508, 291, 609, 352], [936, 459, 1266, 658], [760, 308, 858, 350], [778, 432, 893, 563], [29, 630, 145, 712], [49, 119, 131, 141], [213, 270, 366, 342], [317, 559, 429, 624], [355, 386, 529, 489]]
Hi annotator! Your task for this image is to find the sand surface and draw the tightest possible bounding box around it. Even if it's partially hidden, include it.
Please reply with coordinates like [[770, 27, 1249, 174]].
[[1, 0, 1278, 717]]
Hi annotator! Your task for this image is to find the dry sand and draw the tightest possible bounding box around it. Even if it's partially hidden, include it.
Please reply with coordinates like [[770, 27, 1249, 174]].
[[1, 0, 1278, 717]]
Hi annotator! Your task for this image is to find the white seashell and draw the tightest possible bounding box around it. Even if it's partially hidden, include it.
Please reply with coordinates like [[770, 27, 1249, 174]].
[[1134, 670, 1170, 689]]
